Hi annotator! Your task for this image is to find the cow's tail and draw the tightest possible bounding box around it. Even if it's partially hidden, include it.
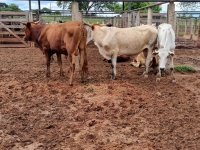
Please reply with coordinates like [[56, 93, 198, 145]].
[[70, 26, 83, 56]]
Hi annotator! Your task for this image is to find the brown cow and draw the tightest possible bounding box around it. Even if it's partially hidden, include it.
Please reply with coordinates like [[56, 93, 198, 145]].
[[23, 21, 88, 85]]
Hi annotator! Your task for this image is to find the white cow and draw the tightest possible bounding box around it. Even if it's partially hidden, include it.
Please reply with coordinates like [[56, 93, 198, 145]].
[[153, 23, 176, 82], [84, 23, 158, 79]]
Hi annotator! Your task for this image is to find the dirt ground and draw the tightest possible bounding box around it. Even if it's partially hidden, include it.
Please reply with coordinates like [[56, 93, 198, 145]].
[[0, 42, 200, 150]]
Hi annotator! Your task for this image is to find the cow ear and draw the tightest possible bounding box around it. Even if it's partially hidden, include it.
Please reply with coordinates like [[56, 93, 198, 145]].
[[27, 22, 31, 29], [22, 22, 27, 26]]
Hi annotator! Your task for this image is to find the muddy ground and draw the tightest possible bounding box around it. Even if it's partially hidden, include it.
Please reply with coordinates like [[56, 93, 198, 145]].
[[0, 42, 200, 150]]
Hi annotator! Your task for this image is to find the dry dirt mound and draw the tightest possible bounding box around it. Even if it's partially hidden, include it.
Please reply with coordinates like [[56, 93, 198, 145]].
[[0, 44, 200, 150]]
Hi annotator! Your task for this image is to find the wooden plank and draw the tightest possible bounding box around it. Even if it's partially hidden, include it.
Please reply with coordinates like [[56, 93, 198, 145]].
[[0, 25, 24, 29], [0, 22, 28, 47], [0, 37, 25, 42], [0, 44, 28, 48], [0, 31, 25, 35], [140, 13, 166, 17], [0, 18, 27, 22], [0, 11, 27, 16]]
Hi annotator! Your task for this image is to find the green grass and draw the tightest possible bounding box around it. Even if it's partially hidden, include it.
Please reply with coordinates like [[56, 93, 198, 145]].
[[86, 86, 94, 92], [41, 15, 105, 23], [174, 65, 196, 73]]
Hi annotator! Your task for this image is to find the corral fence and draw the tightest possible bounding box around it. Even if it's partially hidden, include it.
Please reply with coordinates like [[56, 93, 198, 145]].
[[0, 11, 34, 48], [104, 12, 200, 49], [0, 4, 200, 48], [102, 1, 200, 49]]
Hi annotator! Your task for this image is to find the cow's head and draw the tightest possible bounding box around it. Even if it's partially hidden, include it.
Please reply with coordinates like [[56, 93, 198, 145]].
[[84, 22, 112, 30], [153, 49, 174, 71], [84, 22, 112, 44], [22, 22, 35, 41]]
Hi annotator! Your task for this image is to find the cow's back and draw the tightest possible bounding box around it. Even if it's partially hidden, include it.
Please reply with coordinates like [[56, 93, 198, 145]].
[[101, 25, 158, 55], [38, 21, 86, 52]]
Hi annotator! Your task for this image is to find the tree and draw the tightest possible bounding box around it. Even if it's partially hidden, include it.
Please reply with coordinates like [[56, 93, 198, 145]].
[[8, 3, 21, 11], [0, 2, 21, 11], [123, 2, 161, 13], [177, 2, 200, 11], [0, 2, 10, 11], [41, 7, 51, 14], [56, 1, 119, 15]]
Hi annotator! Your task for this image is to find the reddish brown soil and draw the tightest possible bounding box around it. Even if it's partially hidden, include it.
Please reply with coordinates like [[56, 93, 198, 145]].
[[0, 43, 200, 150]]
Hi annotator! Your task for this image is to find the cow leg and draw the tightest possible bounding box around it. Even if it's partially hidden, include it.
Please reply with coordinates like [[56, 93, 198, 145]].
[[45, 51, 51, 77], [56, 53, 64, 76], [79, 48, 88, 82], [143, 49, 152, 78], [68, 54, 75, 86], [111, 54, 117, 79], [170, 68, 176, 83], [156, 69, 161, 82], [168, 57, 176, 83]]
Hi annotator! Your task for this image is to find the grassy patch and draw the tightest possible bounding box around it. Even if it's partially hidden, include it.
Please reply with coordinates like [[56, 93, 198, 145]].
[[86, 86, 94, 92], [174, 65, 196, 73]]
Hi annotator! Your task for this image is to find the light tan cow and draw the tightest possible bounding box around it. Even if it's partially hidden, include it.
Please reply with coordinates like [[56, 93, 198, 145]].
[[84, 23, 158, 79], [130, 51, 159, 68]]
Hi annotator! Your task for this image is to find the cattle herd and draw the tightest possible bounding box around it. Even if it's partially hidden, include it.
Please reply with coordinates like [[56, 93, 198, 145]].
[[23, 21, 176, 85]]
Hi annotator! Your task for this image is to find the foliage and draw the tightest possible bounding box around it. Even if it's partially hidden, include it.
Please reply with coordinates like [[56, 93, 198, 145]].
[[57, 2, 119, 15], [177, 2, 200, 11], [56, 1, 162, 15], [54, 11, 61, 15], [123, 2, 161, 13], [87, 86, 94, 92], [174, 65, 196, 73], [0, 2, 21, 11], [41, 7, 51, 13]]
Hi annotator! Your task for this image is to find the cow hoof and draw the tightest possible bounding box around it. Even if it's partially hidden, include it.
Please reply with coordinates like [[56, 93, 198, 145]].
[[172, 79, 176, 83], [144, 74, 148, 78], [156, 78, 161, 82]]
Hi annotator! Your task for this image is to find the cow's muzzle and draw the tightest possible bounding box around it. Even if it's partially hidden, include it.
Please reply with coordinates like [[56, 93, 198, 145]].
[[160, 68, 166, 77]]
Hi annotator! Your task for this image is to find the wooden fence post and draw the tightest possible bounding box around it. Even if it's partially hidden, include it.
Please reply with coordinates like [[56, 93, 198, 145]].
[[184, 19, 187, 35], [127, 12, 132, 27], [136, 12, 140, 26], [131, 11, 136, 27], [167, 2, 176, 32], [124, 12, 128, 27], [121, 13, 125, 28], [198, 18, 200, 38], [72, 2, 82, 21], [147, 8, 152, 25], [118, 15, 121, 28], [116, 15, 119, 27], [190, 19, 194, 39]]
